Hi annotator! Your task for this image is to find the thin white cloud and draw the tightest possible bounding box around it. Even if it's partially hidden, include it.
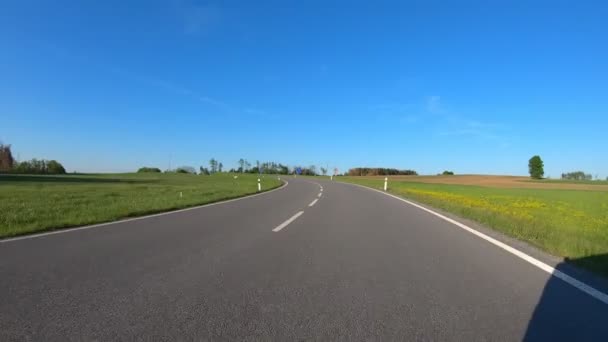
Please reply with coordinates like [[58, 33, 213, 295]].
[[244, 108, 266, 115], [369, 103, 414, 112], [319, 64, 329, 75], [400, 115, 418, 124], [106, 65, 234, 112], [436, 128, 500, 140], [426, 95, 443, 114], [426, 95, 510, 146], [179, 2, 221, 35], [198, 96, 231, 110], [369, 102, 418, 125]]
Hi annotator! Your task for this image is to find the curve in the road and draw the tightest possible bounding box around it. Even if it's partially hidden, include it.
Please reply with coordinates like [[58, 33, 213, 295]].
[[340, 180, 608, 306]]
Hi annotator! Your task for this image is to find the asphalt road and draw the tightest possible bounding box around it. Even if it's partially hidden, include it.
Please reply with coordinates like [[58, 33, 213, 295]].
[[1, 177, 608, 341]]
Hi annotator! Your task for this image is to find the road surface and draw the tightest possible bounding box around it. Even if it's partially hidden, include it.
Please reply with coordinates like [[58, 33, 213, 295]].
[[1, 177, 607, 341]]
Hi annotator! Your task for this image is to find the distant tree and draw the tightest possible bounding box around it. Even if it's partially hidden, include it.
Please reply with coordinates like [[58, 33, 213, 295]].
[[47, 160, 66, 174], [442, 170, 454, 175], [244, 160, 251, 172], [279, 164, 289, 175], [176, 166, 196, 174], [209, 158, 217, 173], [199, 167, 210, 175], [320, 167, 327, 176], [138, 167, 161, 173], [528, 155, 544, 179], [0, 144, 15, 172], [238, 158, 245, 173], [292, 166, 315, 176], [218, 162, 223, 173]]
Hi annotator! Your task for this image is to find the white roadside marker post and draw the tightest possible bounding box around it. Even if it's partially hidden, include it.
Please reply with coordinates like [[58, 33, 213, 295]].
[[258, 178, 261, 192], [330, 175, 333, 181], [384, 177, 388, 191], [180, 191, 183, 198]]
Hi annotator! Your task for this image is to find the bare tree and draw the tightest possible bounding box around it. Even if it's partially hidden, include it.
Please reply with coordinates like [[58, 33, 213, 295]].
[[0, 144, 15, 172]]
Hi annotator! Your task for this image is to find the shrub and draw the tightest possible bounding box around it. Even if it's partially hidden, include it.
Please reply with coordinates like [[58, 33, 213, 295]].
[[47, 160, 66, 174], [176, 166, 196, 174], [137, 167, 161, 173]]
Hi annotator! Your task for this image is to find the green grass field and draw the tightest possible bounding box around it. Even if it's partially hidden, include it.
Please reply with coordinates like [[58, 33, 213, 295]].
[[337, 177, 608, 277], [0, 173, 282, 238]]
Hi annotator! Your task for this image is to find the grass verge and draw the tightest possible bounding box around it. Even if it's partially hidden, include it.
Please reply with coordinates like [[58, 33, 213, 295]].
[[0, 173, 282, 238], [527, 179, 608, 185], [337, 176, 608, 277]]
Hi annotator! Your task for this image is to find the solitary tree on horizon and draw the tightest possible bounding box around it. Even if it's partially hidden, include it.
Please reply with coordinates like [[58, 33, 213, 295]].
[[528, 155, 544, 179], [209, 158, 217, 173]]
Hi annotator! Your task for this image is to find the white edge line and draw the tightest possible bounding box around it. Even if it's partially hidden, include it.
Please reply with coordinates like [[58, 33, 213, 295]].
[[2, 180, 289, 243], [272, 211, 304, 232], [308, 199, 319, 207], [296, 178, 324, 192], [342, 181, 608, 305]]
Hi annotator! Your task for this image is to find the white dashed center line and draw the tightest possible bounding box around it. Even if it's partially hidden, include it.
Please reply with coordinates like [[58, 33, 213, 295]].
[[272, 211, 304, 232], [309, 199, 318, 207]]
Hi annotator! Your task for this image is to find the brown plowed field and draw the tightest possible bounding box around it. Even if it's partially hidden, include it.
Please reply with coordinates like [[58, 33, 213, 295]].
[[356, 174, 608, 191]]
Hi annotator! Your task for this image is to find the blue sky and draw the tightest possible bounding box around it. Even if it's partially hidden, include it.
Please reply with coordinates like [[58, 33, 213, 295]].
[[2, 1, 607, 177]]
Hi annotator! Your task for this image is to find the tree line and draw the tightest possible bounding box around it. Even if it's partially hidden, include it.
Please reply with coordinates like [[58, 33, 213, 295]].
[[231, 159, 291, 175], [561, 171, 593, 181], [139, 158, 324, 176], [0, 144, 66, 174], [347, 168, 418, 176]]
